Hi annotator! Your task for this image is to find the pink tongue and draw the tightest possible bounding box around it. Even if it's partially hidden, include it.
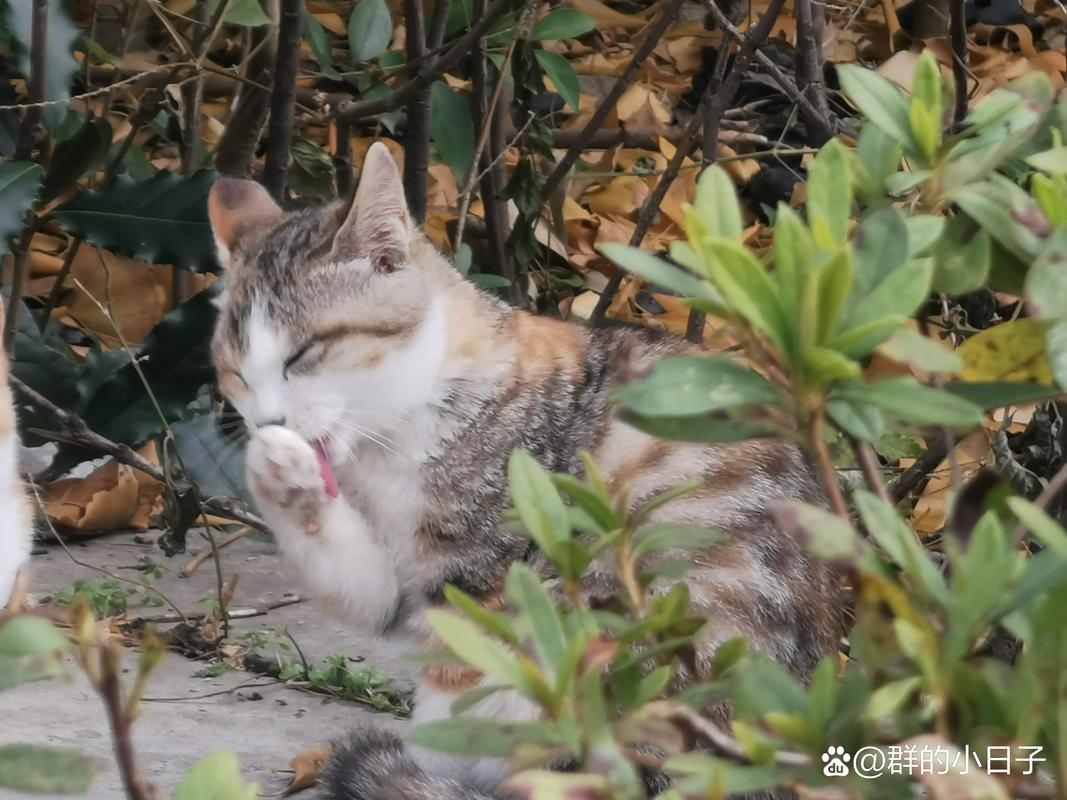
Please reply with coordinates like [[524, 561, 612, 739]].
[[312, 439, 340, 499]]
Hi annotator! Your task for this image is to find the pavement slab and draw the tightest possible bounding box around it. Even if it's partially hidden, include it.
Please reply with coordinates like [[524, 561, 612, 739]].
[[1, 530, 416, 799]]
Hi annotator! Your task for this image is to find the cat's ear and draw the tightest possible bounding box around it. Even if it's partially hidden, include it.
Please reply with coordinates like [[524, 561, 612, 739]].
[[207, 178, 283, 266], [332, 141, 411, 271]]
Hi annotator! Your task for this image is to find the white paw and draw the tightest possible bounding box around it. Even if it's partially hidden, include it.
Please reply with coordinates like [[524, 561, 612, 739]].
[[246, 426, 327, 535]]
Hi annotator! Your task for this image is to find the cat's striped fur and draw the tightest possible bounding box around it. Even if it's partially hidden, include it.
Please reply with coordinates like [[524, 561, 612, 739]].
[[208, 143, 840, 799], [0, 305, 32, 607]]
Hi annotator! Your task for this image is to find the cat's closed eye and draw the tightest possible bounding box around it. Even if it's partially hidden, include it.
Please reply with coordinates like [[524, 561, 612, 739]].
[[283, 341, 315, 377]]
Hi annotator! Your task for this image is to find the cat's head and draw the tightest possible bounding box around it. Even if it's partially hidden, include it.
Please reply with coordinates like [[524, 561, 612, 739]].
[[207, 143, 447, 450]]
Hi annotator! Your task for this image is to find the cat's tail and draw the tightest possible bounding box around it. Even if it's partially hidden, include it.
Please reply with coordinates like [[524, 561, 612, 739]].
[[323, 728, 499, 800]]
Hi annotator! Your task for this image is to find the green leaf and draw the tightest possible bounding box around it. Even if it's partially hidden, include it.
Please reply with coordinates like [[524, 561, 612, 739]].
[[0, 616, 70, 692], [531, 9, 595, 40], [50, 170, 220, 272], [450, 684, 509, 716], [772, 501, 866, 564], [1025, 227, 1067, 320], [425, 609, 525, 686], [875, 328, 963, 373], [75, 288, 219, 449], [905, 215, 944, 256], [303, 12, 340, 79], [1006, 498, 1067, 564], [839, 258, 933, 347], [173, 751, 257, 800], [824, 315, 905, 360], [813, 248, 853, 342], [209, 0, 271, 26], [771, 204, 814, 311], [1047, 318, 1067, 389], [632, 524, 723, 561], [931, 215, 991, 296], [826, 397, 884, 442], [954, 177, 1044, 263], [170, 411, 252, 507], [348, 0, 393, 61], [852, 207, 908, 298], [806, 140, 852, 249], [408, 719, 569, 758], [908, 51, 944, 162], [612, 356, 783, 416], [506, 564, 567, 676], [853, 490, 949, 606], [0, 161, 42, 243], [831, 378, 984, 428], [801, 346, 862, 384], [468, 273, 511, 289], [1031, 173, 1067, 227], [693, 166, 743, 240], [1026, 146, 1067, 173], [550, 473, 618, 533], [41, 114, 112, 204], [508, 450, 569, 552], [837, 63, 914, 149], [597, 243, 724, 311], [854, 124, 902, 202], [430, 82, 475, 185], [534, 50, 580, 112], [941, 380, 1065, 408], [0, 744, 93, 794], [620, 412, 776, 443], [864, 676, 922, 721], [692, 234, 789, 351], [444, 584, 515, 642]]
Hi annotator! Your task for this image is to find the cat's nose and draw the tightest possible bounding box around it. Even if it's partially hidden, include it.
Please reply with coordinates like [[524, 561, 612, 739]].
[[256, 416, 286, 429]]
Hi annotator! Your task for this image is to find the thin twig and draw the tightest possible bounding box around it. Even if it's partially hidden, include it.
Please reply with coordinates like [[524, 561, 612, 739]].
[[12, 376, 267, 532], [704, 0, 834, 144], [949, 0, 968, 125], [651, 702, 811, 768], [850, 436, 891, 503], [454, 32, 520, 252], [538, 0, 687, 203], [96, 641, 164, 800], [336, 0, 514, 122], [402, 0, 431, 223], [594, 0, 788, 320]]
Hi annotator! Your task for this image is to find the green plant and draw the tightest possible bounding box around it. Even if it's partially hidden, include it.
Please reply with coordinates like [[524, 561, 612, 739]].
[[410, 57, 1067, 799]]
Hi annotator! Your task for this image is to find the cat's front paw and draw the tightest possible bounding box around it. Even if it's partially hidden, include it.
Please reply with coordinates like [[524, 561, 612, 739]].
[[247, 425, 328, 535]]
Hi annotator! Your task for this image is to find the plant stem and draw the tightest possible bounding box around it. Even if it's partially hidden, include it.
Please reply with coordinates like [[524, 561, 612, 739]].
[[402, 0, 431, 223], [808, 414, 849, 519], [949, 0, 969, 125], [262, 0, 305, 200], [537, 0, 686, 203], [335, 0, 514, 122]]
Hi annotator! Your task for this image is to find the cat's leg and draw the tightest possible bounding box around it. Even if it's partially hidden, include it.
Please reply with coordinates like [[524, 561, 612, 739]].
[[246, 426, 401, 631], [324, 727, 500, 800]]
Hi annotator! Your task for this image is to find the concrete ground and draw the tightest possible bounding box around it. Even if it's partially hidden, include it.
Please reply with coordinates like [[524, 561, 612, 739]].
[[0, 531, 416, 799]]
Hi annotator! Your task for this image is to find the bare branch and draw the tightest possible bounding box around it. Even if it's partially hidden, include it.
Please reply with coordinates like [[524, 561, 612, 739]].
[[262, 0, 305, 200], [335, 0, 515, 122]]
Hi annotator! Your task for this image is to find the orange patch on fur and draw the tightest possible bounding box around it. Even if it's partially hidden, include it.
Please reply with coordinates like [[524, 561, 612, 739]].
[[512, 313, 588, 381]]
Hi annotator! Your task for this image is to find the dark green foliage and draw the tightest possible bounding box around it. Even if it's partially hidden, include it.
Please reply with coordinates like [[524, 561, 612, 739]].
[[50, 170, 221, 273]]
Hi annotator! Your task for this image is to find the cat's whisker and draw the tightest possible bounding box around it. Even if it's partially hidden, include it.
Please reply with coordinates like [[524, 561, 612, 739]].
[[331, 418, 402, 456]]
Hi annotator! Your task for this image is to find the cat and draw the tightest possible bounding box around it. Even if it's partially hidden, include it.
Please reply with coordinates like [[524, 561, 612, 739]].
[[207, 143, 840, 800], [0, 303, 32, 608]]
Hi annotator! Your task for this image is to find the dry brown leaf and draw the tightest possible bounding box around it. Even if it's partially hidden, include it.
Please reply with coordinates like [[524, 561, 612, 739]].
[[44, 461, 141, 532]]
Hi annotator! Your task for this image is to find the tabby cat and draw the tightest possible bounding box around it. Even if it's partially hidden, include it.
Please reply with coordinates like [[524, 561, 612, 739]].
[[0, 305, 31, 607], [207, 143, 839, 800]]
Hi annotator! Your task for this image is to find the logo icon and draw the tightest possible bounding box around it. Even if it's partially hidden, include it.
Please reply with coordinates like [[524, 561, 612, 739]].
[[822, 746, 851, 777]]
